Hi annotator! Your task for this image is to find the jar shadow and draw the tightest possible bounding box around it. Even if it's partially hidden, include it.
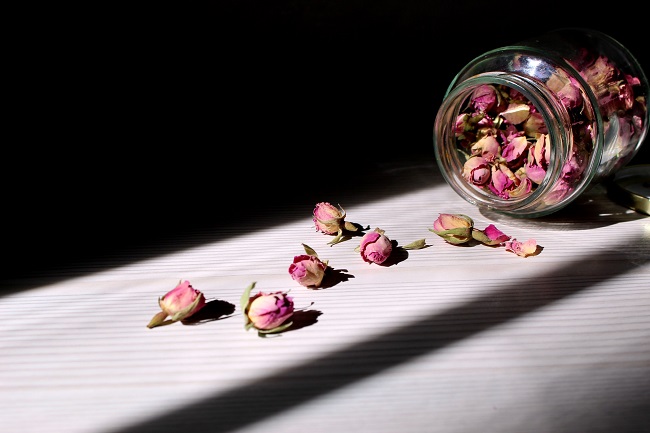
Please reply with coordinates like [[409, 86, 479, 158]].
[[479, 185, 648, 231]]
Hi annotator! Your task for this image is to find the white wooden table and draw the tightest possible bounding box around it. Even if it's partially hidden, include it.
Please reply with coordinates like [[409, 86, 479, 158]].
[[2, 159, 649, 433]]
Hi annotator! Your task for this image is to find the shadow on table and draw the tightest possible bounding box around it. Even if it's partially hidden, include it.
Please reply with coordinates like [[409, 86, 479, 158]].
[[0, 156, 440, 294], [481, 183, 649, 231], [111, 240, 650, 433], [2, 154, 647, 296]]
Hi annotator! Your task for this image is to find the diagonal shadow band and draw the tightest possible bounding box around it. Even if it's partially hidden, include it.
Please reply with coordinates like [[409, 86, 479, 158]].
[[113, 242, 650, 433], [0, 157, 441, 295]]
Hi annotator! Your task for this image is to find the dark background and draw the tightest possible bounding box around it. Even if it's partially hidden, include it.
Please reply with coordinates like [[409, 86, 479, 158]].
[[4, 1, 649, 279]]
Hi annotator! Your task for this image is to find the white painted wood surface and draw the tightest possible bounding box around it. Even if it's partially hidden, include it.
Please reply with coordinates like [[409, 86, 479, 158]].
[[1, 160, 649, 433]]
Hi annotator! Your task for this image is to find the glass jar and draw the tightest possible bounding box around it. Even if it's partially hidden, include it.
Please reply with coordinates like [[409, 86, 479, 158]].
[[433, 27, 649, 218]]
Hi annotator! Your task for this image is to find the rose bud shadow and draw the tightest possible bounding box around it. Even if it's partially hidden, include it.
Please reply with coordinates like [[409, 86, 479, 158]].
[[181, 299, 236, 325], [317, 268, 354, 289]]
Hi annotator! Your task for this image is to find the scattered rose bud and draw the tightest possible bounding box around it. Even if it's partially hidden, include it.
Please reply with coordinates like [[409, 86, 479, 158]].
[[429, 213, 474, 244], [505, 238, 538, 257], [313, 202, 366, 246], [358, 227, 393, 264], [147, 280, 206, 329], [289, 244, 328, 288], [429, 213, 541, 256], [313, 202, 346, 235], [241, 282, 294, 336], [471, 223, 511, 246]]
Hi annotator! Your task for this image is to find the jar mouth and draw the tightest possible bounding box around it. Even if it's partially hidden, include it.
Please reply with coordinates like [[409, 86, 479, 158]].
[[433, 71, 604, 218]]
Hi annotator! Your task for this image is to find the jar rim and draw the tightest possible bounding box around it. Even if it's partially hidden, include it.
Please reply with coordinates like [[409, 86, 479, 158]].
[[434, 71, 604, 217]]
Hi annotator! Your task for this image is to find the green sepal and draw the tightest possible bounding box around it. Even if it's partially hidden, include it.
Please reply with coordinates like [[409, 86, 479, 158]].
[[146, 311, 171, 329], [302, 243, 318, 257], [442, 237, 471, 245], [471, 228, 491, 244], [402, 239, 427, 250], [428, 227, 472, 244], [429, 227, 472, 237], [257, 320, 293, 336], [445, 227, 472, 237], [327, 229, 344, 246], [240, 282, 256, 328], [343, 221, 358, 232]]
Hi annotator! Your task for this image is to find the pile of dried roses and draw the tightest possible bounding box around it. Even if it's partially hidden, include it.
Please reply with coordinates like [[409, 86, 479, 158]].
[[456, 49, 646, 203], [147, 202, 538, 336]]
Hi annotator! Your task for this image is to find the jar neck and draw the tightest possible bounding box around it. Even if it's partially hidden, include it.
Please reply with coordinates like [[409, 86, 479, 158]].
[[434, 72, 602, 217]]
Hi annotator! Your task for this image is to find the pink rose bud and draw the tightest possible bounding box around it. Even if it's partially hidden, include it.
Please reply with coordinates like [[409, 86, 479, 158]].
[[147, 280, 206, 329], [453, 113, 470, 135], [547, 74, 583, 109], [289, 254, 327, 288], [524, 162, 547, 185], [523, 112, 548, 136], [471, 84, 498, 113], [248, 292, 294, 330], [470, 135, 500, 159], [313, 202, 363, 246], [472, 223, 511, 246], [507, 176, 533, 198], [241, 283, 294, 335], [313, 202, 346, 235], [501, 135, 529, 164], [462, 156, 492, 186], [488, 163, 516, 198], [429, 213, 474, 244], [359, 228, 393, 264], [504, 238, 538, 257]]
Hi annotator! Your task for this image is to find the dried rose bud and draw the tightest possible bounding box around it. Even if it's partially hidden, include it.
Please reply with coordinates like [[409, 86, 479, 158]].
[[471, 84, 499, 113], [359, 228, 393, 264], [488, 163, 516, 198], [289, 254, 327, 288], [501, 135, 529, 164], [500, 102, 531, 125], [429, 213, 474, 244], [147, 280, 206, 329], [313, 202, 346, 235], [472, 223, 511, 246], [241, 282, 294, 336], [454, 113, 471, 136], [462, 156, 492, 186], [248, 292, 294, 330], [507, 176, 533, 198], [523, 112, 548, 136], [505, 238, 538, 257], [313, 202, 363, 246], [470, 135, 500, 159], [547, 74, 583, 109]]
